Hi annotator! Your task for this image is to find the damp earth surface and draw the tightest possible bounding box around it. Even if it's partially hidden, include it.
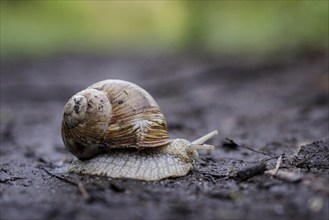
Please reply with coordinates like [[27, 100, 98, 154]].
[[1, 53, 328, 220]]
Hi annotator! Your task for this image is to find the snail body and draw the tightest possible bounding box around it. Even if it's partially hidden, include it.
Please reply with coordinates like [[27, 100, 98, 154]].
[[62, 80, 218, 181]]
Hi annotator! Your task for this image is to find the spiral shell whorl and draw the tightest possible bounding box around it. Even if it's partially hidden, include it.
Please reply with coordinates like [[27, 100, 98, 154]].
[[62, 88, 112, 159], [63, 95, 88, 129]]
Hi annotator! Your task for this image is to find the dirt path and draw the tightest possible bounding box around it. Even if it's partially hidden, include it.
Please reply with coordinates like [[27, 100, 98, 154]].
[[1, 53, 328, 220]]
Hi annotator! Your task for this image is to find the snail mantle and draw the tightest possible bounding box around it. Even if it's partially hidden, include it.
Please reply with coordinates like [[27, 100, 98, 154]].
[[61, 79, 218, 181]]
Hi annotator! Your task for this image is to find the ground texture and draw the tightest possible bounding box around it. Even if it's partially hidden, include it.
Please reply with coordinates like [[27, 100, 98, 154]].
[[1, 53, 328, 220]]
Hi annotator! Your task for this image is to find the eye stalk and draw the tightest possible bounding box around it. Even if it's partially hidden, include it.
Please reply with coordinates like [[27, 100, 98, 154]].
[[187, 130, 218, 154]]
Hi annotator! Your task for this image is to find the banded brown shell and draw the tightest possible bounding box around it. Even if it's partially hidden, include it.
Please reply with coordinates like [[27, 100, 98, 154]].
[[61, 80, 171, 159]]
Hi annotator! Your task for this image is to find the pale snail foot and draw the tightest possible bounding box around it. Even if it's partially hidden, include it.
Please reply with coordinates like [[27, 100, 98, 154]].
[[68, 130, 218, 181]]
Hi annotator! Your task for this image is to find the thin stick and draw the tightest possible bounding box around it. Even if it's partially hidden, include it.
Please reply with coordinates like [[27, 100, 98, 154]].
[[295, 144, 321, 167], [41, 168, 76, 185], [41, 168, 91, 201], [192, 130, 219, 145], [234, 163, 267, 181], [74, 178, 91, 201], [274, 155, 283, 176], [265, 169, 303, 182], [225, 138, 273, 157]]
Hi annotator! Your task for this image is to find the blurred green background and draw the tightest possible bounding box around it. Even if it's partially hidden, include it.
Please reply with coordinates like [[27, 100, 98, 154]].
[[1, 1, 328, 57]]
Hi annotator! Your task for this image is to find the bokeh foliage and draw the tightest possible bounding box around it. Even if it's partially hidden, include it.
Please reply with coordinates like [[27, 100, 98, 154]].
[[1, 1, 328, 56]]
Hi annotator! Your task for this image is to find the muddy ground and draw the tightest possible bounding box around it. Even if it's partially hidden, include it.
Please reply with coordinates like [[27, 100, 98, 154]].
[[1, 52, 328, 220]]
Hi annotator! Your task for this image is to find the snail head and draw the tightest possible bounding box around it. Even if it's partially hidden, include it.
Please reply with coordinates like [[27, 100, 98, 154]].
[[186, 130, 218, 158]]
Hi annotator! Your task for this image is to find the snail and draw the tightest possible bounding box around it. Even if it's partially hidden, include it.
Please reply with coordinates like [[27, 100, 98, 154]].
[[61, 80, 218, 181]]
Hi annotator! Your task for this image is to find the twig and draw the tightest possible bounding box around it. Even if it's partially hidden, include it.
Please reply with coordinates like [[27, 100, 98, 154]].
[[225, 138, 273, 157], [294, 144, 321, 167], [234, 163, 267, 181], [41, 168, 91, 202], [41, 168, 76, 185], [265, 154, 304, 182], [0, 177, 26, 183], [74, 177, 91, 201], [274, 154, 283, 175], [260, 155, 281, 163], [265, 169, 303, 183]]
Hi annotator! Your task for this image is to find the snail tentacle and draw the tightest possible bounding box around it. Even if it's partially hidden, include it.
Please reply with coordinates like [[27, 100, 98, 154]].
[[187, 144, 214, 153], [192, 130, 219, 145]]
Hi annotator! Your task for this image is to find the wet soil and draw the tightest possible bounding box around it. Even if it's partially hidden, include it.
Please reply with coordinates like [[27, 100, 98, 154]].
[[1, 53, 328, 220]]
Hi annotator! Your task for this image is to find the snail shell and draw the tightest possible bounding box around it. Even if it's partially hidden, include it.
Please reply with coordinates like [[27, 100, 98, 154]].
[[62, 80, 218, 181], [62, 80, 171, 160]]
